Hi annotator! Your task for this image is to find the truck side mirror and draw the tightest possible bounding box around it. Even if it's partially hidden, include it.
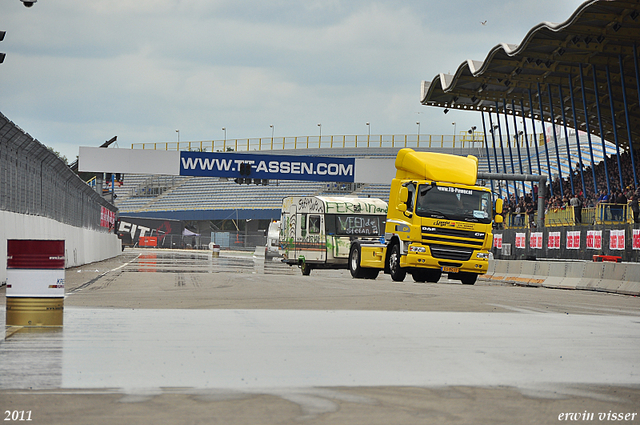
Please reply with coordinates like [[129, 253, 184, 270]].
[[399, 186, 409, 203], [397, 203, 407, 213], [495, 198, 503, 214], [494, 214, 503, 224]]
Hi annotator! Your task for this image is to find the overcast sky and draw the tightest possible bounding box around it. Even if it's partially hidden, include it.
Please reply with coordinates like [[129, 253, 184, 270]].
[[2, 0, 585, 161]]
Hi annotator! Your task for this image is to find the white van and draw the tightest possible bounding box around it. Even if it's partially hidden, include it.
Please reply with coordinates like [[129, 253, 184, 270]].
[[280, 196, 388, 275], [265, 220, 281, 257]]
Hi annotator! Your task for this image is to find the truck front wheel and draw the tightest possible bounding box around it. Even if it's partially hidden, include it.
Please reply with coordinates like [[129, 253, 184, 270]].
[[413, 269, 441, 283], [459, 272, 477, 285], [388, 244, 406, 282]]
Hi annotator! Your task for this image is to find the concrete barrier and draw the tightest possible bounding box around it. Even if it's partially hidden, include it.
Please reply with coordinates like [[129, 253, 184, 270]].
[[1, 211, 121, 285], [481, 259, 640, 296]]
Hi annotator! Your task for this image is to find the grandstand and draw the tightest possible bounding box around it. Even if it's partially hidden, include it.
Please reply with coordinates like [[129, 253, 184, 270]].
[[113, 132, 623, 230]]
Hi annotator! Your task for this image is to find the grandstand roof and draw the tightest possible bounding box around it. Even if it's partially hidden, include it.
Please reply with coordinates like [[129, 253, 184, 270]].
[[421, 0, 640, 151]]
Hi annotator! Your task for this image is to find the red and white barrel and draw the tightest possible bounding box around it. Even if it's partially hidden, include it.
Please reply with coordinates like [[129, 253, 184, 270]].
[[6, 240, 65, 327]]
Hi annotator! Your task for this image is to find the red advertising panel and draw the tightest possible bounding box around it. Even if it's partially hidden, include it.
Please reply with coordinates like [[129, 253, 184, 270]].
[[586, 230, 602, 250], [548, 231, 561, 249], [493, 234, 502, 249], [530, 232, 543, 249], [100, 206, 116, 229], [566, 231, 580, 250], [515, 232, 526, 249], [610, 229, 625, 250]]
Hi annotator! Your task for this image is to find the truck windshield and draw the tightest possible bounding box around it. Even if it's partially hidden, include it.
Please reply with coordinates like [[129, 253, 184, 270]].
[[415, 184, 492, 224]]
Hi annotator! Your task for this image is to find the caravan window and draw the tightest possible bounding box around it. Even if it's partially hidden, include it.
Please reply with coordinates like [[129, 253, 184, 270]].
[[308, 215, 321, 234], [325, 214, 384, 236]]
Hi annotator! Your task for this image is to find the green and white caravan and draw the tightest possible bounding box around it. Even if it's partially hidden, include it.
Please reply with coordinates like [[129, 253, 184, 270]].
[[280, 196, 388, 276]]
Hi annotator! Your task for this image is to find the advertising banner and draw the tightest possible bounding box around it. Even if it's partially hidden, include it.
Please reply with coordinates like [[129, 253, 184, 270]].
[[609, 229, 625, 250], [117, 217, 184, 248], [634, 229, 640, 250], [180, 151, 355, 182], [586, 230, 602, 250], [100, 206, 116, 230], [515, 232, 526, 249], [566, 231, 581, 249], [530, 232, 543, 249], [493, 233, 502, 249], [548, 231, 561, 249]]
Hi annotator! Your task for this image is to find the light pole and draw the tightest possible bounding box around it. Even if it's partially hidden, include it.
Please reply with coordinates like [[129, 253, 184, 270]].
[[222, 127, 227, 142], [270, 124, 274, 139], [416, 121, 420, 142], [452, 122, 456, 138], [176, 129, 180, 144], [317, 123, 322, 140]]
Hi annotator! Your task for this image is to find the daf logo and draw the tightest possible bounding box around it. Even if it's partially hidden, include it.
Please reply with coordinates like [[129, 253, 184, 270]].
[[475, 232, 484, 237], [422, 227, 436, 232]]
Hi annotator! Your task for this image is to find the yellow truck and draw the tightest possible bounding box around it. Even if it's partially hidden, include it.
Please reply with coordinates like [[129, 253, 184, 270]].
[[349, 148, 503, 285]]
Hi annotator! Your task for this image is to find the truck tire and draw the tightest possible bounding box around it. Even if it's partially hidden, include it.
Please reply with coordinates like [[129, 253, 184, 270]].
[[412, 270, 427, 283], [413, 269, 440, 283], [364, 269, 380, 280], [459, 272, 477, 285], [349, 244, 366, 279], [301, 262, 312, 276], [388, 243, 406, 282], [426, 269, 441, 283], [349, 244, 380, 279]]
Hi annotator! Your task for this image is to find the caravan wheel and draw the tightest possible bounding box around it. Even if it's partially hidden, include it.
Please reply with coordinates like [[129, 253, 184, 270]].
[[300, 262, 312, 276]]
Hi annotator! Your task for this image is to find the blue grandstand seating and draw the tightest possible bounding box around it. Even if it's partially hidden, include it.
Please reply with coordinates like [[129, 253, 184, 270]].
[[115, 135, 615, 219]]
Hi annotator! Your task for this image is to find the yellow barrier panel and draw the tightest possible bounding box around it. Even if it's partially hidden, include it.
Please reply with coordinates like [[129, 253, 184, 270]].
[[545, 207, 576, 227], [595, 203, 629, 225]]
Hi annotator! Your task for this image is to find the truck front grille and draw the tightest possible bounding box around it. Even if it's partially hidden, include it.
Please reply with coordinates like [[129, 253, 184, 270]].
[[421, 227, 485, 248], [429, 245, 474, 261]]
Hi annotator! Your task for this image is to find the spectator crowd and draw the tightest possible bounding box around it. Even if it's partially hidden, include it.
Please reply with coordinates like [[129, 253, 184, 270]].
[[501, 148, 640, 225]]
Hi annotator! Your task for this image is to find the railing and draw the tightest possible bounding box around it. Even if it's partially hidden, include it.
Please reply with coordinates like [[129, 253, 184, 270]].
[[131, 133, 544, 152], [505, 203, 633, 228]]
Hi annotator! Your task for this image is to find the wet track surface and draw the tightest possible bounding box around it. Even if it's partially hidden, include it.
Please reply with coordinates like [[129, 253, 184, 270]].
[[123, 251, 298, 275], [1, 249, 639, 424]]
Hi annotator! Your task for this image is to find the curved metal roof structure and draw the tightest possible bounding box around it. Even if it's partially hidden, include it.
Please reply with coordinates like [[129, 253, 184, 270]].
[[421, 0, 640, 151]]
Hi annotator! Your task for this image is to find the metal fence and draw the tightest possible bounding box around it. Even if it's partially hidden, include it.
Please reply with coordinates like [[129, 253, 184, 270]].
[[131, 132, 545, 153], [0, 112, 117, 230], [135, 232, 267, 251]]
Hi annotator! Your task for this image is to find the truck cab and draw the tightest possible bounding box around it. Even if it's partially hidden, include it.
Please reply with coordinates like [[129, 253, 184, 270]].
[[350, 149, 503, 285]]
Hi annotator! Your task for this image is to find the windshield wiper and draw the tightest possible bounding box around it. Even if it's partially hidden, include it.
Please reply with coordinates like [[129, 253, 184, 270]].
[[421, 210, 448, 219]]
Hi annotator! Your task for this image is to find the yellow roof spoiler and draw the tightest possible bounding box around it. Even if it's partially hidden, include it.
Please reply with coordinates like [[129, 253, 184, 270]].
[[394, 148, 478, 186]]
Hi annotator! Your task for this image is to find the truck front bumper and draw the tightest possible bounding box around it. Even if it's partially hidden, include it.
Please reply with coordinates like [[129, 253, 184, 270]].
[[401, 249, 489, 274]]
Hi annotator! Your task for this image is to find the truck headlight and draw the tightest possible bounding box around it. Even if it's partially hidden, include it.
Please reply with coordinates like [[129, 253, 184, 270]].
[[476, 252, 490, 259], [409, 245, 427, 253]]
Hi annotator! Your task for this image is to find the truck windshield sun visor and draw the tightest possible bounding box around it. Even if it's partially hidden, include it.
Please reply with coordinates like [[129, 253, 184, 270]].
[[415, 184, 492, 224]]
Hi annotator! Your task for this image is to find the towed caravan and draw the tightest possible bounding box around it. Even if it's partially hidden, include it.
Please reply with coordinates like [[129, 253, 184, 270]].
[[280, 196, 388, 276]]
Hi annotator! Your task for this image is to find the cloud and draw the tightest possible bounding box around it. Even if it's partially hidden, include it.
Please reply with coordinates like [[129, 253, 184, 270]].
[[0, 0, 585, 161]]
